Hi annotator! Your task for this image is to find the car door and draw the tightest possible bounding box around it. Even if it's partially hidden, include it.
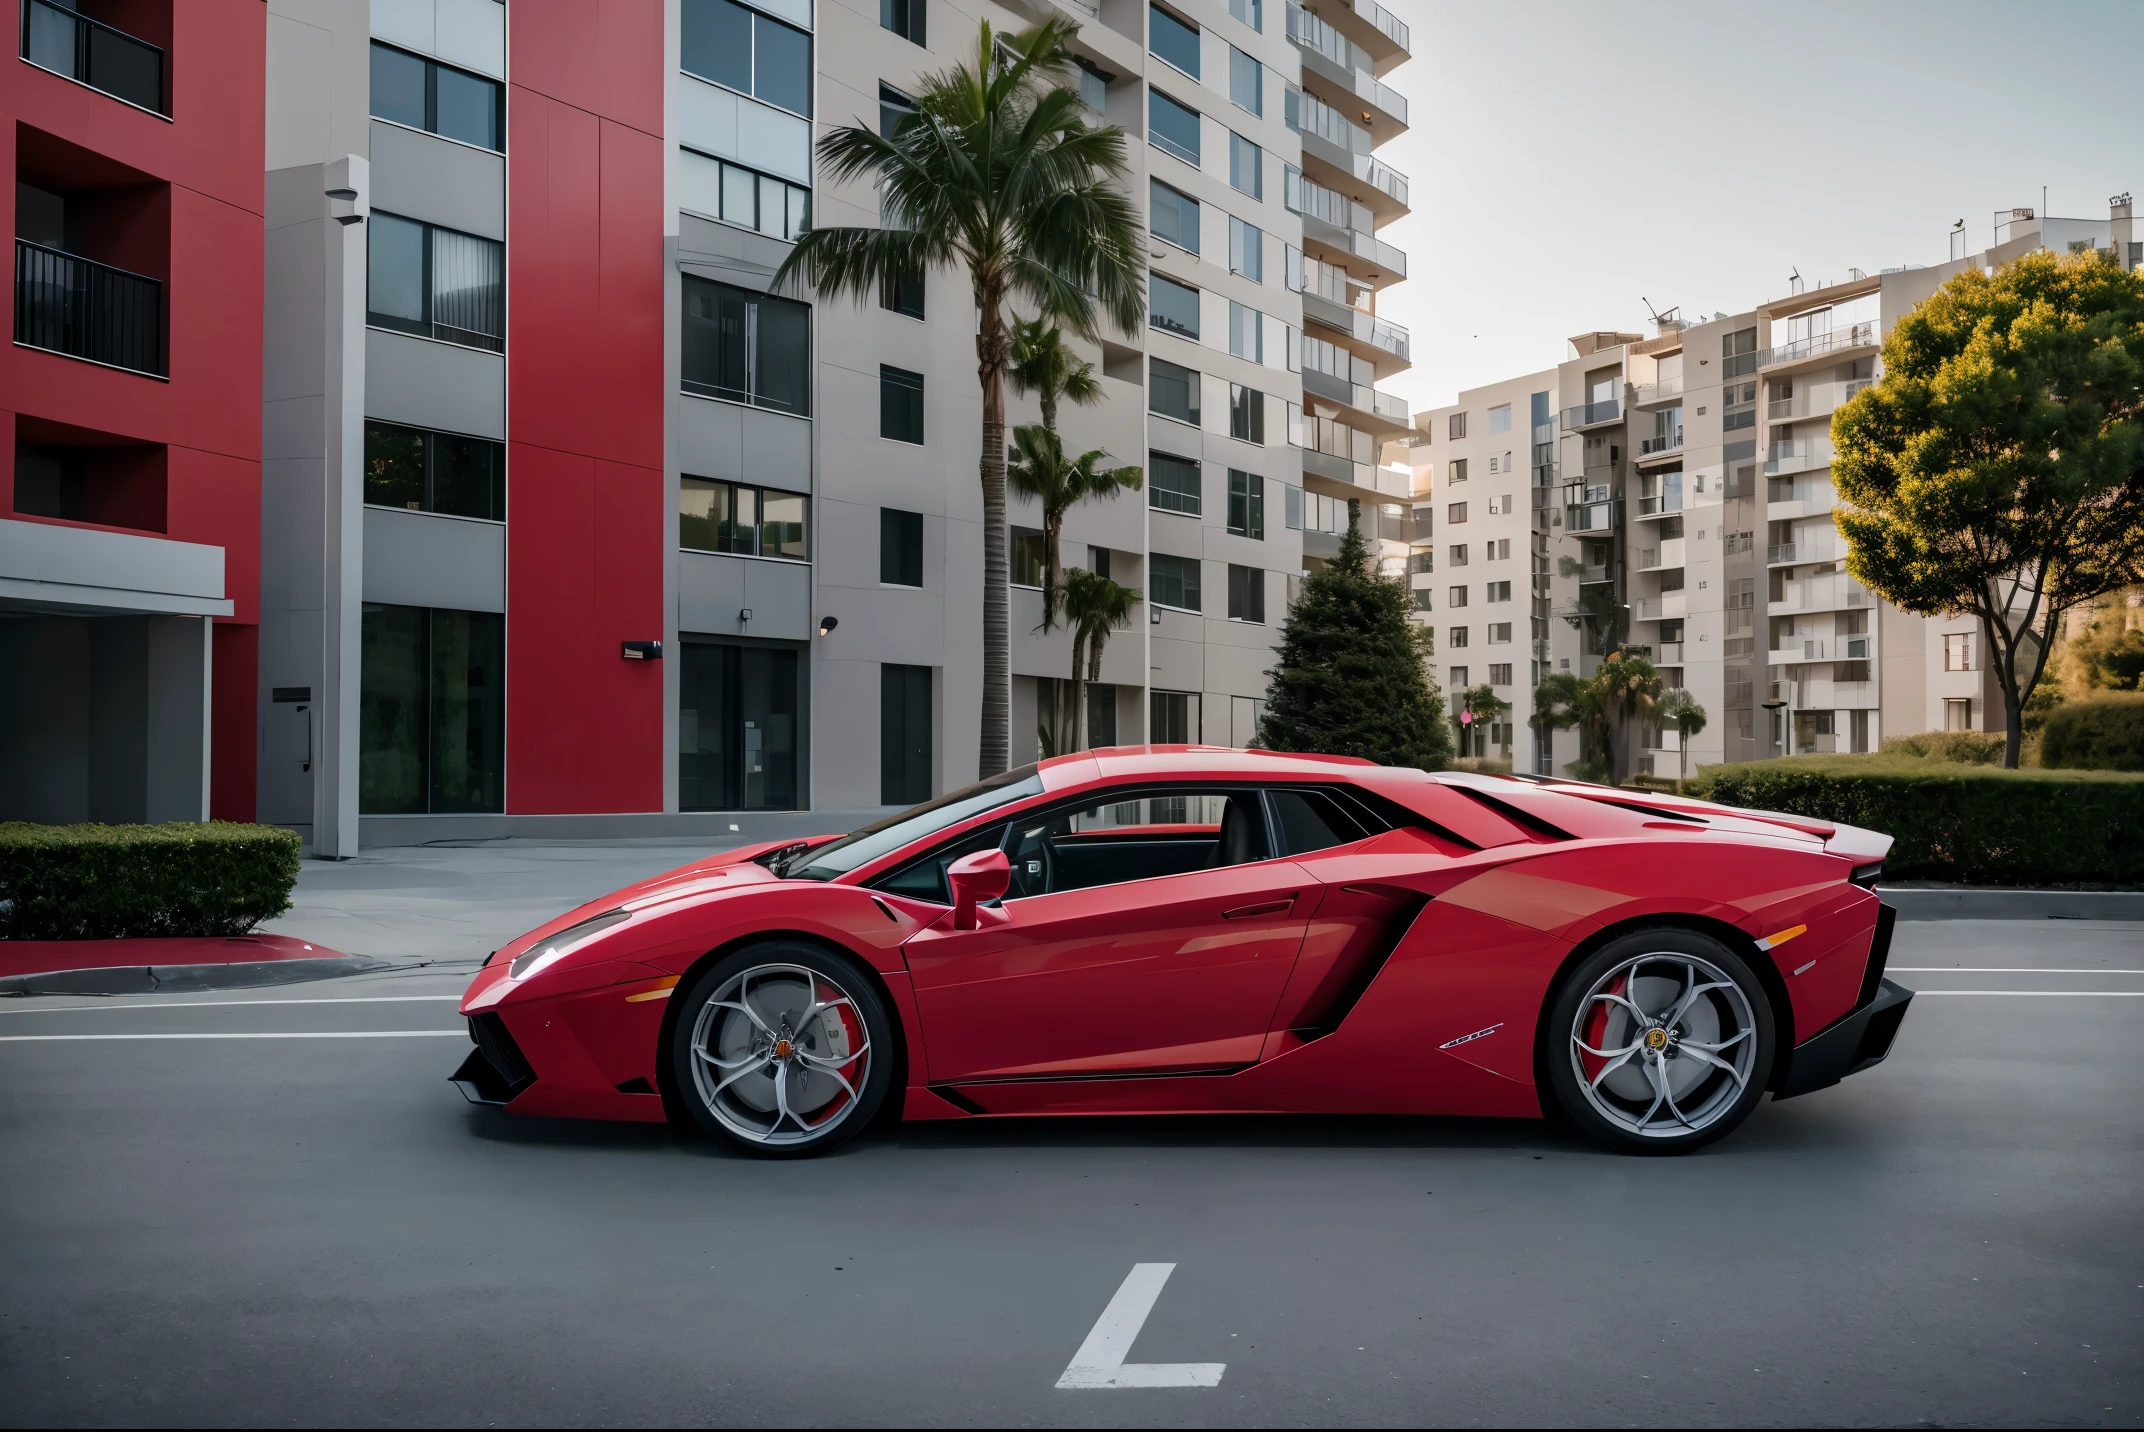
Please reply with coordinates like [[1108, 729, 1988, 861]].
[[899, 786, 1314, 1084]]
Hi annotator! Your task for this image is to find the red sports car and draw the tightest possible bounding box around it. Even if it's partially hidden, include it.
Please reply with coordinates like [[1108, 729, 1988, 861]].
[[452, 747, 1911, 1156]]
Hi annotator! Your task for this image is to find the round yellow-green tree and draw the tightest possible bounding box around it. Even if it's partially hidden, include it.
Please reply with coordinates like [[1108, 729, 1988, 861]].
[[1832, 250, 2144, 767]]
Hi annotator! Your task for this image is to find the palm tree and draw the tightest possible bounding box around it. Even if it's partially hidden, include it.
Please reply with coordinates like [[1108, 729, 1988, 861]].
[[1007, 424, 1141, 630], [1009, 317, 1102, 435], [1656, 687, 1708, 791], [1533, 649, 1664, 784], [1062, 567, 1141, 751], [773, 18, 1144, 778]]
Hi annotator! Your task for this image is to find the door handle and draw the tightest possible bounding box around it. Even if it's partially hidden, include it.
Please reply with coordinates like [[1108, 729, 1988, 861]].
[[1223, 897, 1295, 921]]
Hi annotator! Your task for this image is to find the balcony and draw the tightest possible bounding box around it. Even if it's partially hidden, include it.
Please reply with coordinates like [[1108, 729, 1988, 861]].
[[1637, 427, 1683, 459], [20, 0, 166, 115], [1628, 377, 1684, 407], [1300, 291, 1411, 363], [14, 239, 165, 377], [1560, 397, 1621, 430], [1765, 436, 1836, 476], [1759, 321, 1879, 370], [1767, 378, 1872, 422], [1768, 536, 1841, 566], [1286, 3, 1408, 132]]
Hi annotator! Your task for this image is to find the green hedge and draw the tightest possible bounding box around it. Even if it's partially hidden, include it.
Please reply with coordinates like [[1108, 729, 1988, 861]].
[[2041, 693, 2144, 772], [1684, 758, 2144, 885], [0, 822, 302, 940]]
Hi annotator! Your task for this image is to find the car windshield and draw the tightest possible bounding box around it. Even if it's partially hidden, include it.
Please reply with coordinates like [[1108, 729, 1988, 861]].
[[780, 766, 1045, 881]]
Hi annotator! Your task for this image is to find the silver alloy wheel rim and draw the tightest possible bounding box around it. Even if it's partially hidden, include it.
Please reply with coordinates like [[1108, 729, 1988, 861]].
[[1569, 951, 1758, 1139], [689, 962, 872, 1146]]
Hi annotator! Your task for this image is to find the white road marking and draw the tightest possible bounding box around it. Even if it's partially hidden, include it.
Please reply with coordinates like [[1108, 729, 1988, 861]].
[[1908, 991, 2144, 998], [1891, 968, 2144, 975], [0, 1031, 467, 1042], [0, 996, 464, 1014], [1055, 1263, 1224, 1390]]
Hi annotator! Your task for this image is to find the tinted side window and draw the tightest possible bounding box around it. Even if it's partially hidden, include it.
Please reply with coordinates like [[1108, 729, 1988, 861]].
[[1269, 788, 1376, 856]]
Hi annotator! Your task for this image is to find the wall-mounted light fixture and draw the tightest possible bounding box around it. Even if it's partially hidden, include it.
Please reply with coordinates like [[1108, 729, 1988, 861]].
[[818, 616, 839, 637], [621, 640, 662, 660]]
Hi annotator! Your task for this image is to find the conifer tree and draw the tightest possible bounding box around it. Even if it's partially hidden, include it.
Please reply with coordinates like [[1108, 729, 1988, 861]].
[[1257, 511, 1452, 768]]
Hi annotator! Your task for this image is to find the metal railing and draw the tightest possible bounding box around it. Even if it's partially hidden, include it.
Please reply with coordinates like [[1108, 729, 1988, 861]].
[[1345, 0, 1409, 51], [1766, 377, 1872, 421], [1629, 377, 1684, 405], [1759, 321, 1879, 369], [14, 239, 164, 376], [1639, 428, 1683, 456], [20, 0, 165, 114], [1765, 436, 1835, 476]]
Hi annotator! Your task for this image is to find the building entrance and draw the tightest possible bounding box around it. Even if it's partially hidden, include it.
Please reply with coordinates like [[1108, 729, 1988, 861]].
[[680, 639, 801, 811]]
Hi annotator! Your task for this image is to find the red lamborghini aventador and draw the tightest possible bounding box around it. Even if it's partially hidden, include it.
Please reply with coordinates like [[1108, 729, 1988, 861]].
[[452, 747, 1911, 1156]]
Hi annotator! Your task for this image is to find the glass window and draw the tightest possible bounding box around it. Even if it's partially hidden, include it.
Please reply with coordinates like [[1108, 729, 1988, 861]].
[[1151, 689, 1198, 742], [1227, 563, 1264, 622], [360, 603, 504, 815], [1269, 788, 1378, 856], [879, 83, 918, 140], [434, 64, 501, 150], [365, 421, 506, 521], [1449, 627, 1469, 649], [369, 44, 428, 131], [1149, 89, 1201, 166], [1150, 180, 1199, 254], [1229, 384, 1264, 443], [882, 265, 925, 319], [1229, 132, 1262, 199], [1488, 404, 1512, 433], [1149, 273, 1200, 339], [680, 641, 804, 812], [1229, 46, 1262, 115], [1447, 501, 1468, 524], [682, 0, 811, 117], [1228, 0, 1262, 33], [1149, 4, 1200, 77], [881, 0, 926, 46], [682, 276, 812, 415], [881, 508, 924, 586], [1229, 302, 1262, 362], [1012, 529, 1047, 587], [1227, 469, 1263, 538], [1149, 450, 1201, 515], [881, 364, 925, 443], [370, 43, 502, 152], [1149, 552, 1202, 611], [366, 212, 427, 330], [882, 664, 933, 806], [1149, 358, 1200, 426], [680, 478, 807, 558], [795, 765, 1044, 882], [1229, 217, 1263, 282], [760, 489, 808, 559]]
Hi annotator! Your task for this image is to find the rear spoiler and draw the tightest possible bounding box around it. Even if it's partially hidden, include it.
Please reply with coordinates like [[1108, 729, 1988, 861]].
[[1528, 781, 1840, 842]]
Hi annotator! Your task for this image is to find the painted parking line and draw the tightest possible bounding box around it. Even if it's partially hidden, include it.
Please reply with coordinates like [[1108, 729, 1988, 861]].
[[0, 1031, 467, 1042], [0, 996, 465, 1014], [1891, 968, 2144, 975], [1056, 1263, 1225, 1390]]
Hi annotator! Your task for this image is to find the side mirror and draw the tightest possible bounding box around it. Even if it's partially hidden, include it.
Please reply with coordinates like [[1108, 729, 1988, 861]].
[[946, 849, 1012, 931]]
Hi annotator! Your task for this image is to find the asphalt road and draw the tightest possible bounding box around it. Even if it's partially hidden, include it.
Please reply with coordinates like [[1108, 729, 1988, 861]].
[[2, 919, 2139, 1428]]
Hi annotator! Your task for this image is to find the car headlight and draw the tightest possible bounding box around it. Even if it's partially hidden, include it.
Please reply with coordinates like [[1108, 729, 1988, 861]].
[[508, 909, 630, 981]]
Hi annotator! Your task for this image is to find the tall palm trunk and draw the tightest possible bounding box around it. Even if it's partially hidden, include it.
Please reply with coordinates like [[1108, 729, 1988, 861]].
[[976, 288, 1011, 778]]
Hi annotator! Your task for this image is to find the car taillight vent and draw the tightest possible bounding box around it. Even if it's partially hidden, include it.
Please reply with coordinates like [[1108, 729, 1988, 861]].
[[1850, 862, 1884, 888], [469, 1013, 535, 1095]]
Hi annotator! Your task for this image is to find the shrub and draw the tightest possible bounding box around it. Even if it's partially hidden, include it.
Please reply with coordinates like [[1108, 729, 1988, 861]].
[[1685, 757, 2144, 884], [2040, 693, 2144, 771], [1879, 729, 2005, 764], [0, 822, 302, 940]]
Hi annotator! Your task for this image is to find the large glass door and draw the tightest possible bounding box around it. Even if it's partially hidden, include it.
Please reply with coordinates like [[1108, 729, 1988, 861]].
[[680, 640, 801, 811]]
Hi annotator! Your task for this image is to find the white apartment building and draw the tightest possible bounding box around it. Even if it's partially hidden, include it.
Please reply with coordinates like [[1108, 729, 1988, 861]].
[[1410, 195, 2139, 779], [256, 0, 1415, 851]]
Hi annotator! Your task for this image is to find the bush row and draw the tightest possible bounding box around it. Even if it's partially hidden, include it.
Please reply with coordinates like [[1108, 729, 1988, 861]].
[[2041, 693, 2144, 771], [1685, 758, 2144, 885], [0, 822, 302, 940]]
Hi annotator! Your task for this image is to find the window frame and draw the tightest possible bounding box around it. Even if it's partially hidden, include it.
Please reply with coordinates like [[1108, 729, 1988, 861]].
[[1148, 88, 1202, 167], [1228, 45, 1263, 115], [1227, 562, 1266, 623], [880, 363, 926, 444], [365, 211, 505, 353], [1150, 179, 1201, 255], [1229, 216, 1263, 282], [1229, 383, 1265, 443], [361, 419, 507, 523], [680, 275, 813, 416], [1148, 271, 1201, 340], [1148, 449, 1203, 516], [1149, 357, 1202, 428], [680, 148, 813, 243], [679, 475, 811, 560], [681, 0, 815, 118], [880, 0, 926, 47], [1226, 468, 1264, 539], [1148, 3, 1202, 80], [368, 41, 505, 153], [880, 507, 924, 586], [1148, 551, 1203, 612], [1228, 130, 1263, 200]]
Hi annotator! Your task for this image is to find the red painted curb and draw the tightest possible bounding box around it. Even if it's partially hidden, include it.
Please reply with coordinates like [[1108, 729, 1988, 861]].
[[0, 934, 345, 980]]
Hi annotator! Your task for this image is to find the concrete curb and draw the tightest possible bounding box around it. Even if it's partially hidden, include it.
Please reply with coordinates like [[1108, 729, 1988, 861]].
[[0, 956, 392, 997], [1879, 887, 2144, 921]]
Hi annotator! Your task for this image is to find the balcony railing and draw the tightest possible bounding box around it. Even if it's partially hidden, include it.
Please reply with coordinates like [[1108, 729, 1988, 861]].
[[14, 239, 164, 377], [1766, 377, 1872, 421], [21, 0, 166, 114], [1765, 436, 1836, 476], [1639, 427, 1683, 457], [1344, 0, 1410, 51], [1768, 537, 1841, 566], [1759, 321, 1879, 369], [1629, 377, 1684, 406], [1286, 3, 1408, 126], [1561, 397, 1621, 429]]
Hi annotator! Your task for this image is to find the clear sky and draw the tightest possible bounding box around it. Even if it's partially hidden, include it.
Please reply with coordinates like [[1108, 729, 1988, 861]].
[[1370, 0, 2144, 417]]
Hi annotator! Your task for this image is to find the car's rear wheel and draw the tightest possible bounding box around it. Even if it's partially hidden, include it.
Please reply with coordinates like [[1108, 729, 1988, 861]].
[[1544, 928, 1774, 1154], [670, 941, 893, 1158]]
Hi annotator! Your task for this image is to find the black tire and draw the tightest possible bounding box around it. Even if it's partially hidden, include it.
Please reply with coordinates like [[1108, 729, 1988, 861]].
[[668, 940, 895, 1159], [1542, 927, 1775, 1155]]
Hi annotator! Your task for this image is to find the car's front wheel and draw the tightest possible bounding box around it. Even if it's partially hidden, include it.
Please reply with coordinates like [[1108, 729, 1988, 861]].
[[669, 941, 894, 1158], [1543, 928, 1775, 1154]]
